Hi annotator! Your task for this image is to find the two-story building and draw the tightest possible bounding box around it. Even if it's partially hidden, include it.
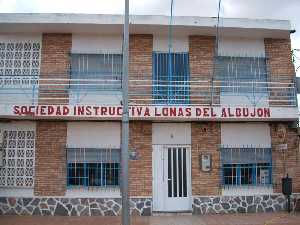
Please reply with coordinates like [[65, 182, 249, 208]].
[[0, 13, 299, 216]]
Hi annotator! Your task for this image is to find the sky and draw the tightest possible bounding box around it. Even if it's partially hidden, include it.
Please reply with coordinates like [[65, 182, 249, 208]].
[[0, 0, 299, 74]]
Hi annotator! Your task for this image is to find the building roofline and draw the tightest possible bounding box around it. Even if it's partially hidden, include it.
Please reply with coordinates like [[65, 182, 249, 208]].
[[0, 13, 292, 38]]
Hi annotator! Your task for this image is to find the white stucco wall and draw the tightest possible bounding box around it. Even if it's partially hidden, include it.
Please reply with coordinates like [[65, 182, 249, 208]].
[[152, 123, 191, 145], [71, 34, 122, 53], [218, 37, 265, 57], [153, 35, 189, 52], [0, 33, 42, 43], [67, 122, 120, 148], [221, 123, 271, 148]]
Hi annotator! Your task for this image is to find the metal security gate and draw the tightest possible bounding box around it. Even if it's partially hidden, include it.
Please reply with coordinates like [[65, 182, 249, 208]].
[[153, 145, 191, 212]]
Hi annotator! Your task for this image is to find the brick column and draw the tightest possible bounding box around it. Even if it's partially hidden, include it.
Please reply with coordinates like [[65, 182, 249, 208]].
[[264, 38, 295, 77], [129, 121, 152, 197], [264, 38, 296, 106], [129, 34, 153, 105], [34, 121, 67, 196], [189, 36, 216, 105], [191, 122, 221, 196], [39, 33, 72, 105], [270, 122, 300, 193]]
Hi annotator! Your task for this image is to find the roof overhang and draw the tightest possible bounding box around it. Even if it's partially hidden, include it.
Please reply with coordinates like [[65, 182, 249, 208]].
[[0, 13, 293, 38]]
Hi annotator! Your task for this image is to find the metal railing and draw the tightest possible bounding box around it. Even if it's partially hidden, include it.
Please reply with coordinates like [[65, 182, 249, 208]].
[[0, 75, 297, 107]]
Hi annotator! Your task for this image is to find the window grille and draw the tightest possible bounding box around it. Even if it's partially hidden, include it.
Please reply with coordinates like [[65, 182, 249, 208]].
[[220, 148, 272, 187], [70, 54, 123, 91], [152, 52, 190, 104], [0, 42, 41, 77], [67, 148, 120, 188], [215, 56, 268, 94], [0, 130, 35, 187]]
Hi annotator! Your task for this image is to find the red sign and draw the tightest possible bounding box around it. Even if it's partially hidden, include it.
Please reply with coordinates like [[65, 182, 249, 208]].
[[12, 105, 271, 119]]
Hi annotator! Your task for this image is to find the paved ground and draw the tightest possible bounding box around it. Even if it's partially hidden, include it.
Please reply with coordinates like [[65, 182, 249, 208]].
[[0, 213, 299, 225]]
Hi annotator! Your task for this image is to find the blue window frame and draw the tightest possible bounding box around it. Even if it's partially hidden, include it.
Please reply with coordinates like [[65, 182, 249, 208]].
[[67, 148, 120, 188], [152, 52, 190, 104], [221, 148, 272, 187]]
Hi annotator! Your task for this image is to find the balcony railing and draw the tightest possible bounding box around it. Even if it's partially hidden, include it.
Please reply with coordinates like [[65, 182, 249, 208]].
[[0, 75, 297, 107]]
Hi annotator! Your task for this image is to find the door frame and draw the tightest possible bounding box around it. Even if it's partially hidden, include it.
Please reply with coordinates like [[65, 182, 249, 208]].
[[152, 144, 192, 212]]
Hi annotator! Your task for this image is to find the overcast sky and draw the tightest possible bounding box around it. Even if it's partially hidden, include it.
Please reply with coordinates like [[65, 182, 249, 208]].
[[0, 0, 299, 74]]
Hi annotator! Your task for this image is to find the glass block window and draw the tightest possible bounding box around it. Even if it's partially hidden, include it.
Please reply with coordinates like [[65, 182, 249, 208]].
[[220, 148, 272, 187], [152, 52, 190, 104], [0, 42, 41, 77], [215, 56, 267, 93], [70, 54, 123, 90], [0, 129, 35, 187], [67, 148, 120, 188]]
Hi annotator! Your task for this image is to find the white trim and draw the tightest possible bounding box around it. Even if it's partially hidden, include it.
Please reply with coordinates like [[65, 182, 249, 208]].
[[65, 187, 121, 198], [222, 186, 273, 196], [0, 187, 34, 197]]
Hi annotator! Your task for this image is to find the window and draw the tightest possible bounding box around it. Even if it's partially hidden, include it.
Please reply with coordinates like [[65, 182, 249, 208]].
[[0, 42, 41, 77], [70, 54, 122, 91], [215, 56, 267, 94], [152, 52, 190, 104], [0, 130, 35, 187], [67, 148, 120, 188], [220, 148, 272, 187]]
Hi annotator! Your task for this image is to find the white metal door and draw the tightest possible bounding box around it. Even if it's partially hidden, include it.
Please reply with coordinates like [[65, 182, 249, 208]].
[[153, 145, 191, 212]]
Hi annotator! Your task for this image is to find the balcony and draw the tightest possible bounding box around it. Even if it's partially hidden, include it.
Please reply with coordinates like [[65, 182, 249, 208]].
[[0, 74, 297, 122], [0, 75, 296, 107]]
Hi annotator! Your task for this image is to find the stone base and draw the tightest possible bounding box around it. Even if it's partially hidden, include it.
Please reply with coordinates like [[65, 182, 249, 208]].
[[193, 194, 300, 214], [0, 197, 152, 216]]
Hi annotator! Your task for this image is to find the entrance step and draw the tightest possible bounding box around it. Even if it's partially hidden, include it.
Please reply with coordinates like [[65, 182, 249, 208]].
[[152, 211, 192, 216]]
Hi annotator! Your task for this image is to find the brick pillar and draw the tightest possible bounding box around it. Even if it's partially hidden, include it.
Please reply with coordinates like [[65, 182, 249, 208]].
[[270, 122, 300, 193], [191, 122, 221, 195], [129, 121, 152, 196], [129, 34, 153, 105], [34, 121, 67, 196], [189, 36, 216, 105], [39, 33, 72, 105], [264, 38, 296, 106]]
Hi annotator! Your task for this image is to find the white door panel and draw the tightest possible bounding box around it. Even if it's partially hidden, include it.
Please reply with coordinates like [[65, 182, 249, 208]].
[[153, 145, 191, 212]]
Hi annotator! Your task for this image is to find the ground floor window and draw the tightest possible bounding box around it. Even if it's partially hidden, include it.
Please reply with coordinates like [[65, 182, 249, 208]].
[[0, 129, 35, 187], [67, 148, 120, 188], [221, 148, 272, 187]]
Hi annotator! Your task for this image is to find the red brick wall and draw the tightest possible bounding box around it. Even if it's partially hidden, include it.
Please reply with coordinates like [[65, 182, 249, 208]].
[[39, 33, 72, 105], [129, 34, 153, 105], [34, 121, 67, 196], [264, 38, 295, 106], [191, 122, 221, 195], [189, 36, 216, 105], [129, 121, 152, 196], [270, 122, 300, 193], [264, 38, 295, 77]]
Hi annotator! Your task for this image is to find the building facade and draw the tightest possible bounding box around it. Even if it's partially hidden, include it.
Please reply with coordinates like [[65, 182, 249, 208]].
[[0, 14, 299, 216]]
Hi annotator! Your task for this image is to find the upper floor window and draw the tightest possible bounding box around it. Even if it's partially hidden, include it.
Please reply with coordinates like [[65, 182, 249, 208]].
[[0, 42, 41, 77], [152, 52, 190, 104], [70, 53, 123, 90], [215, 56, 267, 94]]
